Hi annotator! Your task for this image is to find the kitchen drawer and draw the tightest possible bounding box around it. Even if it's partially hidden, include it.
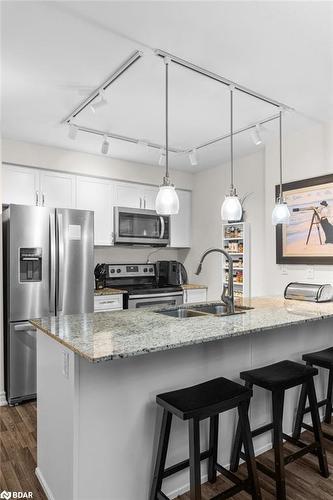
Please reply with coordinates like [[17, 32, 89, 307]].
[[94, 294, 123, 312], [183, 288, 207, 304]]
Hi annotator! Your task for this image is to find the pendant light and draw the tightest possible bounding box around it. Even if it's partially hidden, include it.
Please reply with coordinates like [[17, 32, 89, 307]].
[[221, 86, 242, 222], [155, 57, 179, 215], [272, 110, 290, 225]]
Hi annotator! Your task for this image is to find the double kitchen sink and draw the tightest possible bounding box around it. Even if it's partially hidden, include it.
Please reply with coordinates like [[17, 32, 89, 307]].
[[156, 302, 253, 319]]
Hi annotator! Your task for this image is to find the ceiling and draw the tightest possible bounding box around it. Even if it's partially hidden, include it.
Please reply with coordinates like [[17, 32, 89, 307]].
[[2, 1, 332, 171]]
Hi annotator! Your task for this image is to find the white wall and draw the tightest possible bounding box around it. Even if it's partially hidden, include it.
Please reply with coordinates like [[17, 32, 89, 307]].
[[182, 150, 266, 301], [264, 120, 333, 295]]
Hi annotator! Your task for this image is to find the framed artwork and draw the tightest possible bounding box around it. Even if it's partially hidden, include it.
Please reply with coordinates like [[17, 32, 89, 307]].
[[276, 174, 333, 264]]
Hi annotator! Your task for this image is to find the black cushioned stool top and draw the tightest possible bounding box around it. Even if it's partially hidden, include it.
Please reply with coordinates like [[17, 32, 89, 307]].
[[303, 347, 333, 369], [156, 377, 251, 420], [240, 360, 318, 391]]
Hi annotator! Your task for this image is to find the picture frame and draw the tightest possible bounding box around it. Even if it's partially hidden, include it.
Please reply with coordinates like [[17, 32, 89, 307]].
[[276, 174, 333, 265]]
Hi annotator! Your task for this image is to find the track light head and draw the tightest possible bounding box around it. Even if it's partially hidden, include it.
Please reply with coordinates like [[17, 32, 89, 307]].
[[158, 150, 165, 166], [189, 149, 198, 166], [101, 135, 110, 155], [250, 124, 263, 146], [68, 123, 78, 140], [90, 91, 107, 113]]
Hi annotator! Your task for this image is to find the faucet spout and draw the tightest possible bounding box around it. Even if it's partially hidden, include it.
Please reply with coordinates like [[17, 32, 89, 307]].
[[195, 248, 235, 313]]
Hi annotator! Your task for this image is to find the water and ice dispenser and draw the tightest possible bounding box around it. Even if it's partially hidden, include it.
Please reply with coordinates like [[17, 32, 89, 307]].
[[19, 247, 42, 282]]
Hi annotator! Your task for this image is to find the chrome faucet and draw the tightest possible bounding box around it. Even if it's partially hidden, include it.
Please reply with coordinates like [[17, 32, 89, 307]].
[[195, 248, 235, 313]]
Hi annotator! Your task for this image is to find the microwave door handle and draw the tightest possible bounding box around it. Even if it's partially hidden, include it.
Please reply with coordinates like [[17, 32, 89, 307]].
[[159, 217, 165, 239], [49, 213, 56, 314], [57, 212, 64, 312]]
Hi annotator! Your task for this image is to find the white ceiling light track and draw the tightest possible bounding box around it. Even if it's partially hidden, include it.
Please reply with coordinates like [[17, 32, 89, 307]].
[[61, 48, 294, 161]]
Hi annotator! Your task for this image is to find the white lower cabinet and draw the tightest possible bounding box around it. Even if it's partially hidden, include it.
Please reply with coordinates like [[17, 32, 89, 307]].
[[76, 176, 114, 246], [2, 164, 39, 206], [94, 294, 123, 312], [183, 288, 207, 304]]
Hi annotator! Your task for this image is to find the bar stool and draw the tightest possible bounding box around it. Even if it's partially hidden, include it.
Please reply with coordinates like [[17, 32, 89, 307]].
[[293, 347, 333, 441], [150, 377, 262, 500], [230, 360, 329, 500]]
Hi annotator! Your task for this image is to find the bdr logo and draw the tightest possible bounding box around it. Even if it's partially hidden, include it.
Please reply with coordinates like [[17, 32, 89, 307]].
[[0, 493, 33, 499]]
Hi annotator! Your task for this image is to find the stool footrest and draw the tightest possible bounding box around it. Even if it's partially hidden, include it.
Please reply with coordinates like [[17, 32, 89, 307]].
[[302, 399, 328, 415], [210, 480, 250, 500], [163, 449, 211, 479], [301, 422, 333, 442], [284, 442, 319, 465], [251, 422, 274, 437], [214, 463, 252, 499]]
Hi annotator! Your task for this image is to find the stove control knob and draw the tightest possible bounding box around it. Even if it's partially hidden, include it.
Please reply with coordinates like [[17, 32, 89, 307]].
[[117, 268, 121, 273], [149, 268, 153, 273], [110, 269, 115, 274], [143, 268, 147, 272]]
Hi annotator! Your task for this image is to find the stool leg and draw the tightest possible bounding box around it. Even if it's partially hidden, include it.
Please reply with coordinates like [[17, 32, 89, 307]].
[[150, 410, 172, 500], [272, 390, 286, 500], [324, 367, 333, 424], [238, 400, 262, 500], [208, 414, 219, 483], [307, 378, 329, 478], [293, 381, 308, 440], [189, 418, 201, 500], [230, 381, 252, 472]]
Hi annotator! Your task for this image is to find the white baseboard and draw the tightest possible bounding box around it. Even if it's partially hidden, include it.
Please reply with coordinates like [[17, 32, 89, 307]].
[[0, 391, 7, 406], [35, 467, 55, 500]]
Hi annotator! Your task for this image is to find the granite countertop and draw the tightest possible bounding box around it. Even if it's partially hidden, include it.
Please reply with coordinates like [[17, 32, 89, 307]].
[[182, 284, 208, 290], [31, 297, 333, 364], [94, 288, 128, 296]]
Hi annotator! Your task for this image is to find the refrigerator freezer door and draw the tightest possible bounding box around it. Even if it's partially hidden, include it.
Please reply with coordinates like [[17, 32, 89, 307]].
[[56, 208, 94, 315], [8, 321, 37, 404], [5, 205, 55, 321]]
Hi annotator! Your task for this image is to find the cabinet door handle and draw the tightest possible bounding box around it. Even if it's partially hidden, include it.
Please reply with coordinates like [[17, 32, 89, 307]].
[[42, 193, 45, 206], [35, 191, 39, 206], [144, 197, 146, 209]]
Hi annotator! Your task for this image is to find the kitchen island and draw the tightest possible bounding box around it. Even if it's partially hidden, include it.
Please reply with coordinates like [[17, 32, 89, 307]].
[[32, 298, 333, 500]]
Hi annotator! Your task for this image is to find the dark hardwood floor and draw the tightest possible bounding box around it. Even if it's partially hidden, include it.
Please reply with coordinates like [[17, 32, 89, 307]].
[[1, 402, 333, 499]]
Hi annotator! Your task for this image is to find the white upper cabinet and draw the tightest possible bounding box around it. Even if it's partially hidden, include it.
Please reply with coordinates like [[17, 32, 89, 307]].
[[170, 190, 192, 248], [40, 170, 76, 208], [114, 182, 158, 210], [2, 164, 39, 206], [76, 176, 114, 246]]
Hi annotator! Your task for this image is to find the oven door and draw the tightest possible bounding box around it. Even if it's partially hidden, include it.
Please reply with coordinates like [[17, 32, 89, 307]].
[[114, 207, 169, 246], [128, 292, 183, 309]]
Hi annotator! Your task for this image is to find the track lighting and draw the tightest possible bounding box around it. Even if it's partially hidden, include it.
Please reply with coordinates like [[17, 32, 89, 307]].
[[101, 135, 110, 155], [155, 58, 179, 215], [221, 86, 242, 222], [158, 150, 165, 166], [90, 90, 107, 113], [272, 110, 290, 225], [189, 149, 198, 166], [68, 123, 78, 140], [250, 124, 263, 146]]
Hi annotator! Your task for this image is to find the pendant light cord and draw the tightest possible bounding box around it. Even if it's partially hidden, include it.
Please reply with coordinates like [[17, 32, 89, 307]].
[[230, 87, 234, 191], [165, 58, 169, 179], [279, 109, 283, 201]]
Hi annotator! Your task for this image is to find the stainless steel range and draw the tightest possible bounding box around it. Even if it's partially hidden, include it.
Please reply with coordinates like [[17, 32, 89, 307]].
[[95, 263, 183, 309]]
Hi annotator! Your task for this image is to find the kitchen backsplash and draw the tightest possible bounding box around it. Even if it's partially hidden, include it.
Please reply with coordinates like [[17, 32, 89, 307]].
[[94, 246, 182, 266]]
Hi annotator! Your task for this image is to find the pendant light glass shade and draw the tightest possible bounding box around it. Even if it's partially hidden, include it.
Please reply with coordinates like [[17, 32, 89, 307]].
[[156, 181, 179, 215], [221, 192, 243, 221], [155, 57, 179, 215], [272, 199, 290, 226]]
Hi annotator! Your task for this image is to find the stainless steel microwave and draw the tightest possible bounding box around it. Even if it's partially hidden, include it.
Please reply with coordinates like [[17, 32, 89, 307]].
[[114, 207, 170, 246]]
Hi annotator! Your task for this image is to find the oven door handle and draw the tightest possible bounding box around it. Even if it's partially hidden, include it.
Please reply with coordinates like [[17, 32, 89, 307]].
[[159, 217, 165, 239], [129, 291, 183, 300]]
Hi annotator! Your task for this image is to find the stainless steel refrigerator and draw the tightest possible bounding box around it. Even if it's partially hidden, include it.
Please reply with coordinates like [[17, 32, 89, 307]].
[[3, 204, 94, 405]]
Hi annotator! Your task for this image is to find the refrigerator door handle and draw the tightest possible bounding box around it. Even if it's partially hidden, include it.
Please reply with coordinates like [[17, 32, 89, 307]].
[[49, 213, 56, 314], [14, 323, 37, 336], [57, 212, 64, 312]]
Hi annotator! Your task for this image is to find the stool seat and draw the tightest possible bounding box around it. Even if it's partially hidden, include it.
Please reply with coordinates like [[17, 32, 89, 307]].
[[303, 347, 333, 369], [240, 360, 318, 391], [157, 377, 251, 420]]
